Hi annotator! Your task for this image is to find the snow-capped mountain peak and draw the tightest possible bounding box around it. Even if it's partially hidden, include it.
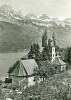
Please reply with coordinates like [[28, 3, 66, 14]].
[[38, 14, 50, 20], [25, 13, 37, 19], [0, 5, 24, 21]]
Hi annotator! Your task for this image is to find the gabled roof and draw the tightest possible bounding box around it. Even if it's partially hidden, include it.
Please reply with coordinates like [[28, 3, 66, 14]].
[[52, 57, 66, 65], [21, 59, 38, 75], [11, 59, 38, 77]]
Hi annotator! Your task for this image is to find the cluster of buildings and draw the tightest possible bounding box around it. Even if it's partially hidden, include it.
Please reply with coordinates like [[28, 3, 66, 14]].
[[5, 30, 67, 87]]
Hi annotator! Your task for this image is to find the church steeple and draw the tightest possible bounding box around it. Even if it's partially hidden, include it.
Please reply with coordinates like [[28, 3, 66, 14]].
[[41, 30, 57, 62], [51, 33, 56, 62]]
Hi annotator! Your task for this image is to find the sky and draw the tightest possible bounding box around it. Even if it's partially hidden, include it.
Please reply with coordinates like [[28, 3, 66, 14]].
[[0, 0, 71, 18]]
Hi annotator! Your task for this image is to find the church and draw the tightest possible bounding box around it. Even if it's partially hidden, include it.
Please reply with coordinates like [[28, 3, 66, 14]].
[[42, 30, 67, 72]]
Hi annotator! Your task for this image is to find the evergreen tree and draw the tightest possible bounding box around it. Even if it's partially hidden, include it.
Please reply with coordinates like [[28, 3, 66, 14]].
[[42, 46, 48, 60], [28, 45, 35, 59], [42, 45, 51, 61], [28, 43, 40, 62], [64, 47, 71, 64], [41, 29, 52, 61], [67, 47, 71, 64], [42, 29, 48, 47]]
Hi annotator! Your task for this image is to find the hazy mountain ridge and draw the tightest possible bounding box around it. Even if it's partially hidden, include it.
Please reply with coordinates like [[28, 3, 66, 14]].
[[0, 4, 24, 22], [0, 5, 71, 27], [0, 5, 71, 52]]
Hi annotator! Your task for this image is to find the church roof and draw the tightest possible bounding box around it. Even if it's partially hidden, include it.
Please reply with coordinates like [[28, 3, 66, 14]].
[[11, 59, 38, 77], [52, 57, 67, 65]]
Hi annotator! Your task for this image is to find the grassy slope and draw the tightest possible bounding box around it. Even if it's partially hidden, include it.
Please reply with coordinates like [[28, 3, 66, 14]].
[[2, 70, 71, 100], [22, 70, 71, 100]]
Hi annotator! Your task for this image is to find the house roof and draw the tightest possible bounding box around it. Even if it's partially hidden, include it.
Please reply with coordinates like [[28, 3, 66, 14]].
[[11, 59, 38, 77], [52, 57, 67, 65]]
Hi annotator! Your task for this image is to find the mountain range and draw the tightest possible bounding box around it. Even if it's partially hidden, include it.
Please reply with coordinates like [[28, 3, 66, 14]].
[[0, 5, 71, 52]]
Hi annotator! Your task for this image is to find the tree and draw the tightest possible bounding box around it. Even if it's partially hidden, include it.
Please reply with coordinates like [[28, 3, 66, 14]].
[[28, 43, 40, 62], [28, 44, 35, 59], [67, 47, 71, 64], [42, 46, 48, 60], [34, 61, 56, 81], [42, 45, 51, 61], [34, 61, 48, 81], [42, 29, 48, 47], [64, 47, 71, 64]]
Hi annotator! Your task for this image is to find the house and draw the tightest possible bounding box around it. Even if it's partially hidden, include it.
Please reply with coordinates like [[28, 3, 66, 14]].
[[8, 59, 38, 87], [52, 56, 67, 72]]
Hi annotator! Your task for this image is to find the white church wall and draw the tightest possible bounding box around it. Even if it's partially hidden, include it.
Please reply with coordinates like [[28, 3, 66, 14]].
[[52, 47, 55, 62]]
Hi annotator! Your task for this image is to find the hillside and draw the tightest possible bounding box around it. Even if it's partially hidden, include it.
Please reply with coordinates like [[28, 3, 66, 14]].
[[1, 70, 71, 100], [46, 25, 71, 48], [0, 20, 71, 52], [32, 22, 71, 48], [0, 21, 42, 52], [22, 70, 71, 100]]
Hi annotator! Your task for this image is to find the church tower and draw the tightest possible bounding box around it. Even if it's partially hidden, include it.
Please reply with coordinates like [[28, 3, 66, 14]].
[[51, 33, 56, 62], [51, 46, 55, 62], [41, 30, 56, 62]]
